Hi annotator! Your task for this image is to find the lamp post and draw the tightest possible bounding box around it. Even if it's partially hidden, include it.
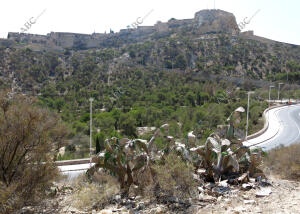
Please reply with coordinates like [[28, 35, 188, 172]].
[[278, 83, 284, 103], [268, 85, 275, 108], [287, 69, 290, 103], [246, 91, 254, 139], [89, 98, 94, 167]]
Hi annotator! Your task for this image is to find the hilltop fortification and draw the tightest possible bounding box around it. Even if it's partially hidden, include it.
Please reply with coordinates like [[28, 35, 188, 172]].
[[4, 9, 240, 51]]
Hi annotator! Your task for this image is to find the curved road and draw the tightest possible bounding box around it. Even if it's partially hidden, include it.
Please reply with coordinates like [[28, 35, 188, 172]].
[[244, 104, 300, 150]]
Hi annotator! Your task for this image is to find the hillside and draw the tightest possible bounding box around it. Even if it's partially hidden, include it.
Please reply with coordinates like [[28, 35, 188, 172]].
[[0, 9, 299, 158], [0, 10, 300, 91]]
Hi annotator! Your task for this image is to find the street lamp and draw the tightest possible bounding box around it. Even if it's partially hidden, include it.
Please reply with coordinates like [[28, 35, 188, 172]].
[[278, 83, 284, 103], [268, 85, 275, 108], [89, 98, 94, 167], [246, 91, 254, 139]]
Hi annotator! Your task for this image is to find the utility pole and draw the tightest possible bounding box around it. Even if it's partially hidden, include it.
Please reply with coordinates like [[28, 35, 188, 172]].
[[89, 98, 94, 167], [246, 91, 254, 139], [278, 83, 284, 103]]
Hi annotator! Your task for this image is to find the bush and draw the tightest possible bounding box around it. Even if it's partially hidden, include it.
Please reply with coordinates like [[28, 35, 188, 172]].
[[153, 152, 197, 200], [0, 92, 67, 212], [73, 172, 119, 210], [264, 144, 300, 180]]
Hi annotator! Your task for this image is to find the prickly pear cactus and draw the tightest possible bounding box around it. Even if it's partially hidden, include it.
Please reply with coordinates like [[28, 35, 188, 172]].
[[88, 137, 150, 197], [190, 107, 263, 182]]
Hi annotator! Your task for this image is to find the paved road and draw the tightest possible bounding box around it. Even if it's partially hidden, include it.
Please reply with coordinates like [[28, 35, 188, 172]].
[[58, 163, 93, 180], [244, 104, 300, 150]]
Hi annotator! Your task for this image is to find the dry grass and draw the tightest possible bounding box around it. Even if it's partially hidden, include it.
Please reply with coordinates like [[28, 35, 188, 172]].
[[264, 144, 300, 180], [131, 165, 156, 197], [153, 152, 198, 200], [72, 172, 119, 210]]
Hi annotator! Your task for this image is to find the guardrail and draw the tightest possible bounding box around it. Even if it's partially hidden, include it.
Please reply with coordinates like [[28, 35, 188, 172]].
[[55, 158, 90, 166]]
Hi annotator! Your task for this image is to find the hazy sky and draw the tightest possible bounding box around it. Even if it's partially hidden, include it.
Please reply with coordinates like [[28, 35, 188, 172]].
[[0, 0, 299, 45]]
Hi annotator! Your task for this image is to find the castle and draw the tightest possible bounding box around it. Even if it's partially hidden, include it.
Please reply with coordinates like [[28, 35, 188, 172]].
[[3, 10, 241, 51]]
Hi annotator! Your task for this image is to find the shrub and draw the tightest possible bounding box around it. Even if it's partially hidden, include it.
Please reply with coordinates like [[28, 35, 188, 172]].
[[0, 92, 67, 212], [73, 172, 119, 210], [153, 152, 197, 200]]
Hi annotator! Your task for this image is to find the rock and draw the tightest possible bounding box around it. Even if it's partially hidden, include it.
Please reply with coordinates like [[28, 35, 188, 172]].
[[212, 186, 230, 195], [19, 206, 35, 214], [98, 209, 113, 214], [256, 188, 272, 197], [199, 193, 217, 202], [249, 178, 256, 183], [198, 186, 205, 193], [233, 206, 247, 213], [244, 199, 256, 204], [218, 180, 229, 188], [242, 183, 253, 191], [192, 173, 200, 181], [150, 205, 166, 214], [242, 195, 250, 200], [197, 168, 206, 175], [114, 194, 121, 201]]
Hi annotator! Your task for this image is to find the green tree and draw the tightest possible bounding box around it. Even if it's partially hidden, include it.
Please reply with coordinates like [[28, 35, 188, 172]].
[[95, 133, 105, 154], [175, 54, 187, 69], [120, 114, 137, 137]]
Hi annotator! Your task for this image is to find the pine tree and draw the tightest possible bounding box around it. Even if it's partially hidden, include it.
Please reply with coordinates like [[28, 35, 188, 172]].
[[95, 135, 101, 154]]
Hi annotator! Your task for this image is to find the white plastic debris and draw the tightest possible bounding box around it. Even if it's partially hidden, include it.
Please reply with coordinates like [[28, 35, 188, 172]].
[[256, 188, 272, 197]]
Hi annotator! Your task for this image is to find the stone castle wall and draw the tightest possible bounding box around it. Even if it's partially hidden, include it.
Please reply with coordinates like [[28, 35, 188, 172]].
[[6, 9, 241, 50]]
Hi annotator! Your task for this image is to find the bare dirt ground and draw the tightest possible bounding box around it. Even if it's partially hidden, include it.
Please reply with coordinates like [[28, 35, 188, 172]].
[[199, 176, 300, 214], [18, 175, 300, 214]]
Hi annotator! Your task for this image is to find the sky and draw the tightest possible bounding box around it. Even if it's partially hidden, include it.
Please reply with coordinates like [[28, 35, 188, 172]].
[[0, 0, 299, 45]]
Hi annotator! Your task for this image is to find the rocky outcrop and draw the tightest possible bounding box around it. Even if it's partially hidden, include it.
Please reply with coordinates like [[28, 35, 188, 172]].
[[194, 9, 240, 34]]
